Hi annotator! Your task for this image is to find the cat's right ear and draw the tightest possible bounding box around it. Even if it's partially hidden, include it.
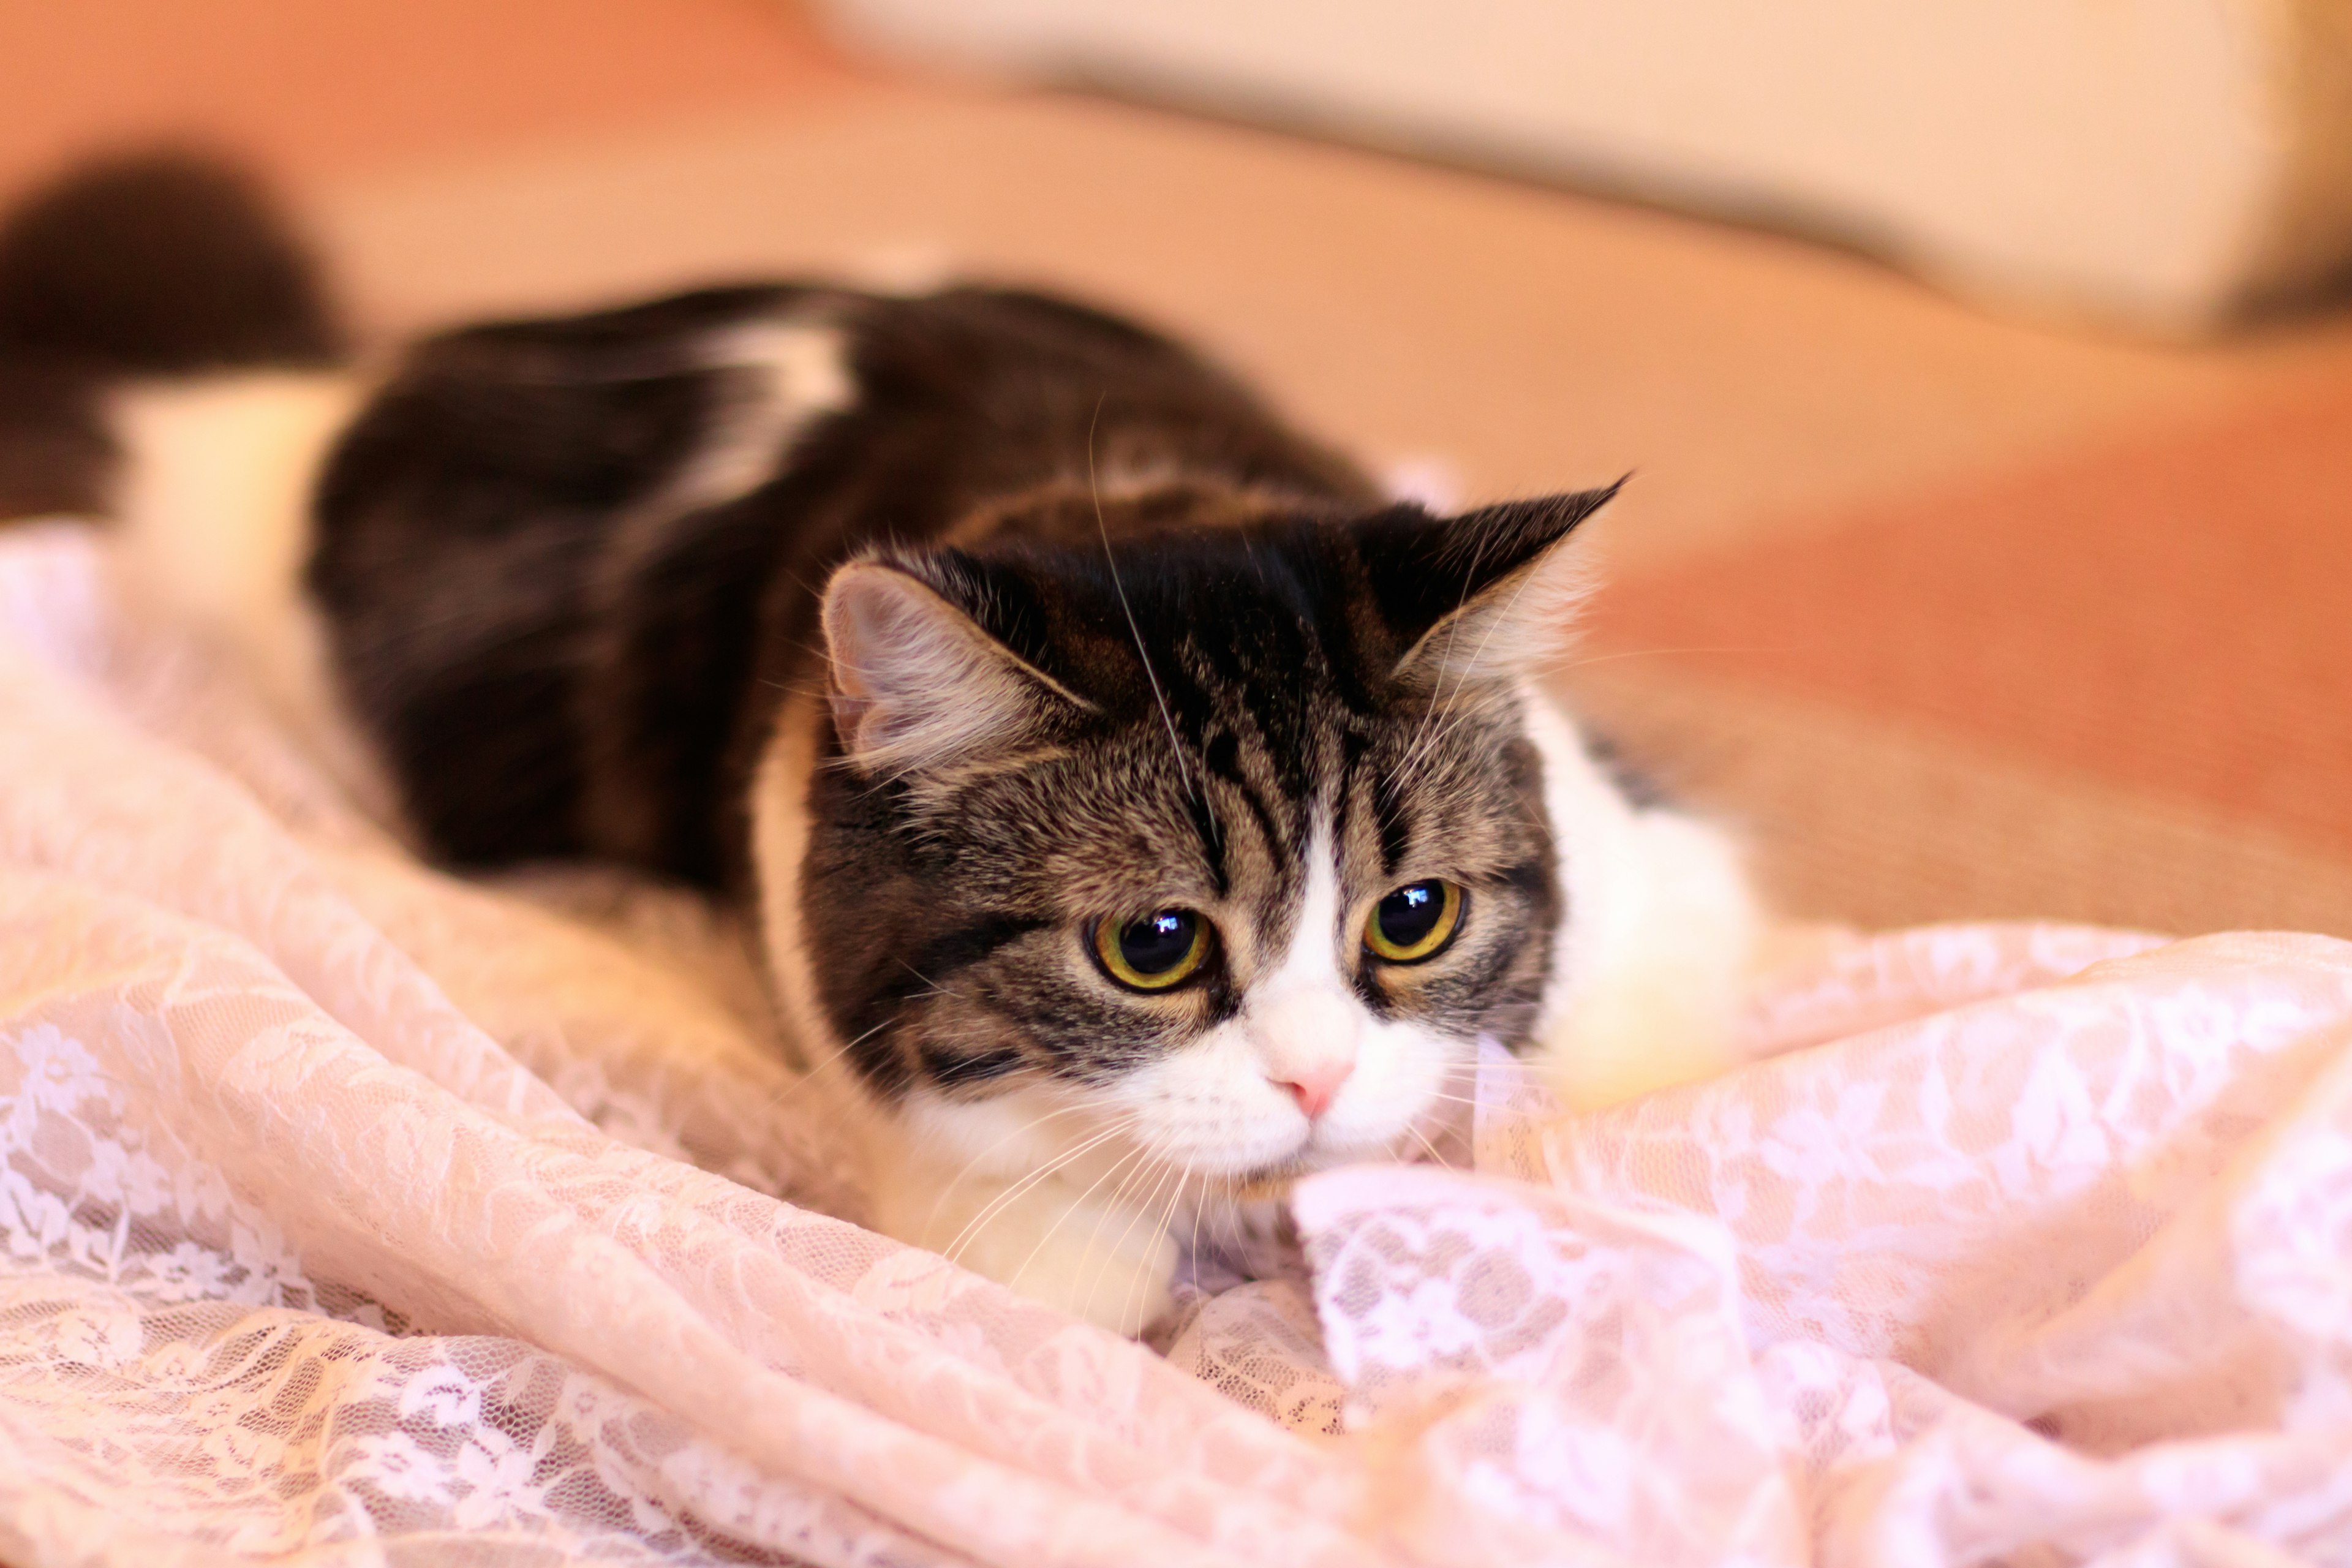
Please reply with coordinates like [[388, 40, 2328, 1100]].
[[820, 559, 1088, 774]]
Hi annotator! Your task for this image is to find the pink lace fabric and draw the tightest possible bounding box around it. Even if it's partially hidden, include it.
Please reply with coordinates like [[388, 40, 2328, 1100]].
[[2, 522, 2348, 1567]]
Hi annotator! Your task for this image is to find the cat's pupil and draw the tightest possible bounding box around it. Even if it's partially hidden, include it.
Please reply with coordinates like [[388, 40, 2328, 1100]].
[[1121, 911, 1198, 975], [1378, 882, 1446, 948]]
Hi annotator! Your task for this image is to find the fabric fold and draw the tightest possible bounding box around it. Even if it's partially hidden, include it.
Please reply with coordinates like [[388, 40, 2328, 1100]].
[[6, 521, 2351, 1566]]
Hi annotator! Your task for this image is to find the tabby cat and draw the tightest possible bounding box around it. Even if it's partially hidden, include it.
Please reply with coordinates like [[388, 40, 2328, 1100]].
[[0, 156, 1758, 1333]]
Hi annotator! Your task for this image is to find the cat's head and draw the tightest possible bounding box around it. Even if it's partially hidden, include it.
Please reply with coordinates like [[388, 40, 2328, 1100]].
[[791, 483, 1616, 1184]]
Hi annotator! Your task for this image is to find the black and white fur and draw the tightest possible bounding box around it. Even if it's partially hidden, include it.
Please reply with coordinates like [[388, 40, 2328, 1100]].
[[0, 156, 1757, 1333]]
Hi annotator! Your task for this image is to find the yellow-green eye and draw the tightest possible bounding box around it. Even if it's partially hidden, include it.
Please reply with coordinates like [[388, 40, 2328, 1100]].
[[1364, 879, 1464, 963], [1091, 910, 1210, 991]]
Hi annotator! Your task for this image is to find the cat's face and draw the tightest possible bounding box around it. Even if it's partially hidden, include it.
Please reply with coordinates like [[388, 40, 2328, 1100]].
[[795, 488, 1612, 1185]]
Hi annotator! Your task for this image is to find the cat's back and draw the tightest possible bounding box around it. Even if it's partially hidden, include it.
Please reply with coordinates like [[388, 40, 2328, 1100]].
[[318, 281, 1359, 563], [307, 280, 1372, 882]]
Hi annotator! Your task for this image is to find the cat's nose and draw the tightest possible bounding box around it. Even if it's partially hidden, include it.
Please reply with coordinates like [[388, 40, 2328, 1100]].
[[1275, 1059, 1354, 1120], [1253, 989, 1360, 1119]]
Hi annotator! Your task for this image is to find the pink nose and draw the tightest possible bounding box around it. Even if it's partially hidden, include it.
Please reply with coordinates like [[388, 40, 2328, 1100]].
[[1276, 1060, 1354, 1120]]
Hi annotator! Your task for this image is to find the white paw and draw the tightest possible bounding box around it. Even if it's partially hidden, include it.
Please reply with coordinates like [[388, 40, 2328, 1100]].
[[872, 1158, 1180, 1336], [982, 1215, 1179, 1337]]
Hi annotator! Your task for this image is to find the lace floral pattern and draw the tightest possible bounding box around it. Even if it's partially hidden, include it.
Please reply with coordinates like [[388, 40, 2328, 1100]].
[[4, 522, 2350, 1566]]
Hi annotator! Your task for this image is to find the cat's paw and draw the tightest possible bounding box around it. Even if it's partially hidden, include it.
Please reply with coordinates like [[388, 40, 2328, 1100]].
[[984, 1215, 1180, 1338], [872, 1159, 1181, 1336]]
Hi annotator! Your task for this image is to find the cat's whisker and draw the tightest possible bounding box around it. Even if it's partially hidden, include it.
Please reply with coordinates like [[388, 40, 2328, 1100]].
[[1183, 1165, 1211, 1316], [1088, 396, 1217, 839], [1000, 1132, 1156, 1289], [1390, 522, 1501, 782], [1396, 565, 1559, 791], [1072, 1167, 1156, 1324], [1095, 1157, 1181, 1333], [892, 958, 967, 1004], [920, 1099, 1099, 1237], [1129, 1158, 1196, 1332], [940, 1119, 1136, 1267], [942, 1139, 1129, 1276], [1395, 527, 1580, 793], [748, 1014, 897, 1117], [1553, 642, 1775, 673], [1079, 1142, 1183, 1324]]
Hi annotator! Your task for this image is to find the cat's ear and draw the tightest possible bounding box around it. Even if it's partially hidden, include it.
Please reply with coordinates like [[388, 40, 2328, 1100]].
[[820, 558, 1087, 774], [1361, 481, 1621, 689]]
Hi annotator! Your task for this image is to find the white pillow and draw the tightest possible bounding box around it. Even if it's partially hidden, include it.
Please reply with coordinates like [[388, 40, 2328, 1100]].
[[818, 0, 2352, 333]]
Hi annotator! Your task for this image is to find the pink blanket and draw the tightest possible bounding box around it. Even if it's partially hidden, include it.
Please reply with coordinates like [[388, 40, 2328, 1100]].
[[2, 522, 2347, 1567]]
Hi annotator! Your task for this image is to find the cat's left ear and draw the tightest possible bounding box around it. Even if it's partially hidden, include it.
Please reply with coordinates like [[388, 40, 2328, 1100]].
[[1359, 480, 1621, 688]]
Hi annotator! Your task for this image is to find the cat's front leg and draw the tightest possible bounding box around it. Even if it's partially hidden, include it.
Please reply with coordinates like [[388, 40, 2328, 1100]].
[[869, 1140, 1182, 1336]]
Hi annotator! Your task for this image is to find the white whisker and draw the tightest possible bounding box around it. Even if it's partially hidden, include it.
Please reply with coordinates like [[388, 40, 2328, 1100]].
[[1088, 396, 1217, 839], [1005, 1133, 1155, 1291], [921, 1099, 1097, 1237], [941, 1120, 1133, 1265]]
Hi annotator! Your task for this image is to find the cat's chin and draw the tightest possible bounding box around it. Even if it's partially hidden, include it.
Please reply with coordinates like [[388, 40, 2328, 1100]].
[[1124, 1123, 1409, 1189], [866, 1080, 1447, 1332], [891, 1071, 1445, 1178], [1196, 1126, 1431, 1194]]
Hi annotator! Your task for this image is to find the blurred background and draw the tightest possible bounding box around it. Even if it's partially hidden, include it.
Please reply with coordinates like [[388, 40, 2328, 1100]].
[[3, 0, 2348, 938]]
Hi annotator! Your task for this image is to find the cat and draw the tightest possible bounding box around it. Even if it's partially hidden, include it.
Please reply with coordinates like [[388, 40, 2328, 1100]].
[[0, 154, 1760, 1335]]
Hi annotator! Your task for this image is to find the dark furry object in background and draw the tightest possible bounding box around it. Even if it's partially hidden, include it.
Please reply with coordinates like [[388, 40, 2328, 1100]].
[[0, 152, 342, 516]]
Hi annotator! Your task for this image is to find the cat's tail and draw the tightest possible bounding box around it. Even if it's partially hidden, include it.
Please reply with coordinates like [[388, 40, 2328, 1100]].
[[0, 151, 368, 703], [0, 151, 342, 376], [0, 151, 352, 521]]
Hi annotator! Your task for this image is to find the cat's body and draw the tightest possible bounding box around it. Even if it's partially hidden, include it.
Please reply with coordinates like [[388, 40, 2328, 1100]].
[[1, 157, 1758, 1333]]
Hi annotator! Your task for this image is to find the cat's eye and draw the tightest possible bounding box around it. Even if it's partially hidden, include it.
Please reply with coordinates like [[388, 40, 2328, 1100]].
[[1364, 879, 1464, 964], [1091, 910, 1211, 991]]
